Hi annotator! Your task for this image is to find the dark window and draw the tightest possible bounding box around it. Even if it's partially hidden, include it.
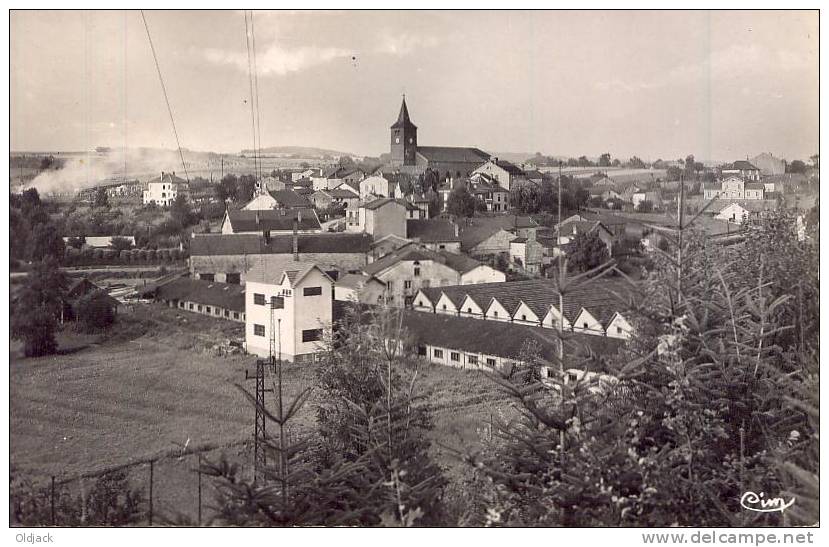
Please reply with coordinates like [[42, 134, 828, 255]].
[[434, 349, 443, 358], [493, 310, 498, 317], [189, 303, 194, 310], [254, 324, 265, 336], [226, 273, 241, 284], [468, 355, 478, 365], [417, 345, 427, 356], [271, 296, 284, 309], [583, 322, 589, 329], [303, 286, 322, 296], [233, 312, 240, 320], [486, 358, 496, 366], [224, 310, 229, 317], [521, 314, 526, 321], [467, 308, 472, 313], [205, 306, 211, 313], [200, 273, 214, 281], [617, 326, 623, 334], [404, 280, 412, 289], [414, 266, 421, 277], [442, 304, 447, 310], [197, 305, 202, 312], [450, 352, 460, 362], [254, 293, 265, 305], [302, 329, 322, 343]]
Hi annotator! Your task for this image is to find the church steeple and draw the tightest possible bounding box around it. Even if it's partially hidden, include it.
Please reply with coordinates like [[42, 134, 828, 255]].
[[391, 96, 417, 130], [390, 96, 417, 167]]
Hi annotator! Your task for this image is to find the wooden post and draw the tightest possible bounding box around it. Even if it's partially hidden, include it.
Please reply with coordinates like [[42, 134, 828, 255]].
[[148, 460, 154, 526], [50, 476, 56, 526]]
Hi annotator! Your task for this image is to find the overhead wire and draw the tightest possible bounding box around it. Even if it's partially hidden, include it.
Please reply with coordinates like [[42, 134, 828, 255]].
[[244, 11, 261, 189], [140, 10, 190, 183]]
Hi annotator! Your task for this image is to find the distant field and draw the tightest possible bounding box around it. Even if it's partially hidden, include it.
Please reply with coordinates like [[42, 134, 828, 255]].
[[10, 304, 511, 504]]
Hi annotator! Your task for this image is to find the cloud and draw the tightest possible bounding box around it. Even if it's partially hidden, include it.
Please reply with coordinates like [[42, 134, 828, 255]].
[[376, 32, 440, 56], [205, 43, 352, 76]]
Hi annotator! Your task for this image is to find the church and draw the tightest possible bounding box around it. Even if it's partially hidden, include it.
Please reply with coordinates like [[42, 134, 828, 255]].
[[382, 97, 491, 178]]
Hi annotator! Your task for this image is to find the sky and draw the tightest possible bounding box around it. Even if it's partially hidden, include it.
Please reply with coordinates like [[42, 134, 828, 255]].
[[10, 10, 819, 162]]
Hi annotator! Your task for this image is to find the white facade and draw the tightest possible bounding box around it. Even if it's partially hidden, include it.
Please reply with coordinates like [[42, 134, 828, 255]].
[[143, 181, 183, 206], [245, 265, 333, 362]]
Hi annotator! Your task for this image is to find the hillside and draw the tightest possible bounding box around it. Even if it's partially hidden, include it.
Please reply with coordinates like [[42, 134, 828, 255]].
[[241, 146, 356, 159]]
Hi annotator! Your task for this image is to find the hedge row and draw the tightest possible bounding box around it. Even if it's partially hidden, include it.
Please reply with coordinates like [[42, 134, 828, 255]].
[[63, 247, 188, 266]]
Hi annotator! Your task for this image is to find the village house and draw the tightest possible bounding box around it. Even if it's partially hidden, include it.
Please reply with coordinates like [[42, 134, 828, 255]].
[[406, 218, 462, 252], [333, 273, 386, 304], [243, 189, 312, 211], [189, 232, 372, 284], [310, 187, 360, 211], [152, 277, 246, 323], [362, 243, 505, 307], [751, 153, 786, 176], [245, 262, 334, 362], [721, 160, 761, 181], [359, 174, 399, 200], [471, 157, 527, 192], [220, 207, 321, 235], [469, 179, 510, 212], [555, 220, 615, 257], [142, 171, 188, 206], [703, 175, 765, 200], [349, 198, 408, 240], [291, 168, 317, 182]]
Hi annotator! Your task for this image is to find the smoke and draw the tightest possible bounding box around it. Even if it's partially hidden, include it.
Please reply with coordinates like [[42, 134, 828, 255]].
[[25, 147, 214, 194]]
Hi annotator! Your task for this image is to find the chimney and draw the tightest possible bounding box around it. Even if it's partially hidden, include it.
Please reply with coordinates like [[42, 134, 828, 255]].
[[292, 217, 299, 261]]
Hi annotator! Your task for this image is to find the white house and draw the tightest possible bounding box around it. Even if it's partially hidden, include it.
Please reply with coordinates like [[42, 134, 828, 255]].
[[143, 172, 188, 206], [471, 157, 526, 191], [244, 261, 334, 362]]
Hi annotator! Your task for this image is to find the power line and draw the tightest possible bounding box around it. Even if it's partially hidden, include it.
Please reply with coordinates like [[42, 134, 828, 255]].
[[140, 10, 190, 183], [251, 11, 264, 183], [244, 11, 260, 189]]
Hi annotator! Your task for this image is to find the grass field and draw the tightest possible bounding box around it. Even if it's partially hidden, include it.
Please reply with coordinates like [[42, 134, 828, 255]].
[[10, 303, 512, 521]]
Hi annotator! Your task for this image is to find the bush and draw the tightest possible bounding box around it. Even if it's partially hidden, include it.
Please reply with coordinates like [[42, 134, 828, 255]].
[[75, 291, 116, 332]]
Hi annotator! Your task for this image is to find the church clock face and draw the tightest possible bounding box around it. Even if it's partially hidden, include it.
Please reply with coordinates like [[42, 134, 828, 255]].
[[395, 137, 400, 144]]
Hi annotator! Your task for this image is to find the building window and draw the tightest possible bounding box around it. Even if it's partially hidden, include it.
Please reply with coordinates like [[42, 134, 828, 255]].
[[414, 266, 421, 277], [583, 322, 589, 329], [404, 280, 412, 290], [303, 286, 322, 296], [468, 355, 478, 365], [226, 273, 241, 284], [271, 296, 284, 309], [617, 326, 623, 334], [417, 345, 427, 356], [224, 310, 229, 317], [439, 245, 445, 250], [188, 303, 194, 310], [493, 310, 498, 318], [233, 312, 240, 320], [450, 352, 460, 362], [467, 308, 472, 313], [205, 306, 211, 313], [521, 314, 526, 321], [254, 324, 265, 336], [302, 329, 322, 343], [486, 357, 496, 366], [254, 293, 265, 305], [200, 273, 214, 281], [434, 349, 443, 358], [442, 304, 447, 310], [197, 305, 202, 312], [387, 281, 393, 292]]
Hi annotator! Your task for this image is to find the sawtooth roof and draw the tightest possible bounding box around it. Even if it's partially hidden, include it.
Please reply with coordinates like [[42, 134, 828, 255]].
[[225, 208, 320, 232], [189, 232, 372, 256]]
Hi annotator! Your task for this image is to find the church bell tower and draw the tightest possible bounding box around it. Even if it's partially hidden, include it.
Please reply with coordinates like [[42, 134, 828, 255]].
[[390, 96, 417, 167]]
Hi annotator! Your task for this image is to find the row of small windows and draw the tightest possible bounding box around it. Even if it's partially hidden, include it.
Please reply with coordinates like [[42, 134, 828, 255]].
[[181, 301, 240, 320], [426, 347, 493, 367], [253, 325, 322, 343], [254, 287, 321, 305]]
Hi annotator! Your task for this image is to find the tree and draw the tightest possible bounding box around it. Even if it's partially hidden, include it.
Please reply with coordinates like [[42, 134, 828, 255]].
[[237, 174, 257, 203], [787, 160, 807, 174], [567, 230, 610, 272], [108, 236, 133, 252], [636, 199, 654, 213], [170, 193, 196, 227], [446, 184, 476, 218], [93, 188, 109, 208], [809, 154, 819, 169], [75, 291, 116, 332], [598, 153, 612, 167], [666, 166, 683, 181], [27, 222, 65, 262], [11, 259, 67, 357], [66, 236, 85, 249], [215, 174, 238, 202], [627, 156, 646, 169]]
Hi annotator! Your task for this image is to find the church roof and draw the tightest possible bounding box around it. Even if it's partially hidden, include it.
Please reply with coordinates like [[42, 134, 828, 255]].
[[390, 97, 417, 130], [416, 146, 490, 164]]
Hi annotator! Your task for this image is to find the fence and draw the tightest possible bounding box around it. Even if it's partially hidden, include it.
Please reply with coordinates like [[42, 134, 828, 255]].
[[10, 439, 253, 526]]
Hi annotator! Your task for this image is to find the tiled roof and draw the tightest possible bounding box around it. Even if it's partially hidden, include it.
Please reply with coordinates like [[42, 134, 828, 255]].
[[390, 97, 417, 130], [418, 278, 634, 325], [190, 232, 372, 256], [406, 219, 459, 242], [336, 273, 383, 290], [745, 183, 765, 190], [156, 278, 245, 312], [225, 208, 320, 232], [401, 310, 624, 362], [246, 260, 328, 287], [147, 172, 188, 185], [416, 146, 490, 164], [326, 188, 359, 199], [362, 197, 408, 211], [363, 245, 484, 276], [268, 189, 311, 208], [728, 160, 760, 171], [493, 159, 525, 176]]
